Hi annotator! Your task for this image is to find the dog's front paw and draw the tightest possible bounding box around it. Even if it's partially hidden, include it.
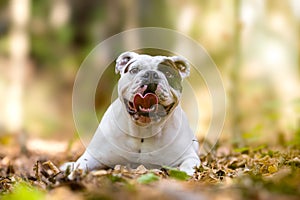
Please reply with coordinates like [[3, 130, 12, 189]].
[[60, 162, 80, 180], [179, 159, 200, 176], [60, 162, 75, 172]]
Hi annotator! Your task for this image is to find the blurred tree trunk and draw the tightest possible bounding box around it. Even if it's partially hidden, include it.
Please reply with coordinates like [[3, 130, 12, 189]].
[[5, 0, 30, 133], [49, 0, 70, 30], [231, 0, 243, 146], [122, 0, 139, 49]]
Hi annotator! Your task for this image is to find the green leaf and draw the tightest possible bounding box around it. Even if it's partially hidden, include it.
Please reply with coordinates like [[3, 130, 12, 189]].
[[234, 147, 250, 154], [169, 169, 190, 181], [107, 174, 126, 183], [2, 182, 45, 200], [253, 144, 267, 152], [163, 166, 190, 181], [137, 173, 160, 184]]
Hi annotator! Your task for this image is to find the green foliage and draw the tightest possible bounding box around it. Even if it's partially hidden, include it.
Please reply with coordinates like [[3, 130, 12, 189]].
[[242, 124, 263, 142], [285, 128, 300, 147], [137, 173, 160, 184], [54, 25, 74, 45], [107, 174, 126, 183], [240, 168, 300, 196], [234, 146, 250, 154], [294, 129, 300, 146], [163, 166, 190, 181], [292, 98, 300, 113], [253, 144, 267, 152], [235, 144, 273, 154], [2, 182, 45, 200]]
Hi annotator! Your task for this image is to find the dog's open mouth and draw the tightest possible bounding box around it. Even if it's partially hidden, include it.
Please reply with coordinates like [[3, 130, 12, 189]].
[[124, 93, 159, 117], [133, 93, 158, 113], [124, 84, 174, 120]]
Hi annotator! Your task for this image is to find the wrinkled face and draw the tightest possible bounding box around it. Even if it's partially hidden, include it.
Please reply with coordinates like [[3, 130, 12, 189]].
[[116, 52, 190, 126]]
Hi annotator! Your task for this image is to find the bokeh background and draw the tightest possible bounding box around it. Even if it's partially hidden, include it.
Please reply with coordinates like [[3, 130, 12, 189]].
[[0, 0, 299, 148]]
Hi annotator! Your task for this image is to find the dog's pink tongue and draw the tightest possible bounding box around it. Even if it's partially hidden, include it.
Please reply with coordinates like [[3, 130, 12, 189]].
[[133, 93, 158, 110]]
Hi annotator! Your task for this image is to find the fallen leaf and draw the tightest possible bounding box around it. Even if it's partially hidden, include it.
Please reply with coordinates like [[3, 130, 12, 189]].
[[137, 173, 159, 184]]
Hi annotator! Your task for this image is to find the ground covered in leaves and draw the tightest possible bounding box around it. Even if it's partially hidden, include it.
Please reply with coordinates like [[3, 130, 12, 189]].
[[0, 139, 299, 200]]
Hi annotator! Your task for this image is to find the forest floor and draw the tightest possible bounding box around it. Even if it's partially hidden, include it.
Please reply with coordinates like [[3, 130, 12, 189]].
[[0, 137, 299, 200]]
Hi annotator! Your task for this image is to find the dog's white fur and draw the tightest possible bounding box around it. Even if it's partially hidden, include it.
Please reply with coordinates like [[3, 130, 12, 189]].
[[61, 52, 200, 176]]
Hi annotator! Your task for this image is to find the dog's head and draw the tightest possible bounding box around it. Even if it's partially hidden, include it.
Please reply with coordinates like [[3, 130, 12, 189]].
[[116, 51, 190, 126]]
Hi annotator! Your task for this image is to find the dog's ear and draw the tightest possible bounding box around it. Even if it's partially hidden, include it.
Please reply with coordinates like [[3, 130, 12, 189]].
[[169, 56, 190, 79], [115, 52, 138, 74]]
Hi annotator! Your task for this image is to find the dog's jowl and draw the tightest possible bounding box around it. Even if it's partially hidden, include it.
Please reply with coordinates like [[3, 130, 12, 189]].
[[61, 52, 200, 177]]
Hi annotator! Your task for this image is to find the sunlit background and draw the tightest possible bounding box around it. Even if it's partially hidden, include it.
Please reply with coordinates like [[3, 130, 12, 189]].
[[0, 0, 299, 148]]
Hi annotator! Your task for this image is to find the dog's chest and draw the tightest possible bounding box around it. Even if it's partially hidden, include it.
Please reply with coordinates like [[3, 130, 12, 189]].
[[122, 132, 167, 153]]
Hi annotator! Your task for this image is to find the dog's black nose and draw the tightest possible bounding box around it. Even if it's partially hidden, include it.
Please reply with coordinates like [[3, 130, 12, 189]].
[[143, 70, 159, 81]]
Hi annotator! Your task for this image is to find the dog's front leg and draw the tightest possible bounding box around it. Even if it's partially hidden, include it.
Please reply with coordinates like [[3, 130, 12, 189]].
[[179, 157, 200, 176], [60, 150, 106, 179]]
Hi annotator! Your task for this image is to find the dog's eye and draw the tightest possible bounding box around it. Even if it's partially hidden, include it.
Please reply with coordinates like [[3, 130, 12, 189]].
[[164, 71, 174, 79], [130, 67, 140, 74]]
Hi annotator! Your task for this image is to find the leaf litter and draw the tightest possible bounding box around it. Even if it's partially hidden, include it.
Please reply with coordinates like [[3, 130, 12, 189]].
[[0, 141, 299, 200]]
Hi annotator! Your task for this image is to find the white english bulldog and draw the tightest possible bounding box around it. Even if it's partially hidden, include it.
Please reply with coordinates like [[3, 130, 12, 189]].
[[61, 52, 200, 176]]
